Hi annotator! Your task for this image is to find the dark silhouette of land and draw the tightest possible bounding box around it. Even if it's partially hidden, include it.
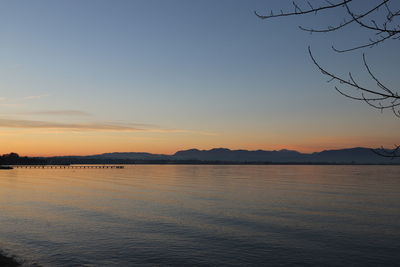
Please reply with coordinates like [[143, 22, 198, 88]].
[[0, 153, 46, 166], [0, 252, 20, 267], [3, 147, 400, 166]]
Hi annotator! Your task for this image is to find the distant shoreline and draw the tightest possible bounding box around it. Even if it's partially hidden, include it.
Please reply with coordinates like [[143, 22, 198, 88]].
[[2, 147, 400, 166]]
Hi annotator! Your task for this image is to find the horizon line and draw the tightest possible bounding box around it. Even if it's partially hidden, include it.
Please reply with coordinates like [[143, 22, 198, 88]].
[[1, 146, 379, 158]]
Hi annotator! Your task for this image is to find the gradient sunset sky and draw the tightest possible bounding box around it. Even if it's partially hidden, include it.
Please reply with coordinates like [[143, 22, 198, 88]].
[[1, 0, 399, 156]]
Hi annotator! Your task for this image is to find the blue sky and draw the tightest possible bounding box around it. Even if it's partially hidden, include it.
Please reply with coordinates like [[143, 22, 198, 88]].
[[0, 0, 399, 155]]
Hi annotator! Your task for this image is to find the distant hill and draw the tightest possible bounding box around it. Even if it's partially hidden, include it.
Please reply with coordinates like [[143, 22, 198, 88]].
[[73, 147, 400, 164], [173, 148, 303, 162], [308, 147, 388, 163], [90, 152, 169, 160]]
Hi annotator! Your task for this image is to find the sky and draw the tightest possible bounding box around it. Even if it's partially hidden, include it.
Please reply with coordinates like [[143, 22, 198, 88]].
[[0, 0, 399, 156]]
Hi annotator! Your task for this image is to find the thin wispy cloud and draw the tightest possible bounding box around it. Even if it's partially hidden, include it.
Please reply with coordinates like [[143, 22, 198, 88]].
[[0, 119, 144, 132], [146, 129, 219, 136], [0, 94, 48, 107], [23, 94, 49, 100], [20, 110, 92, 116], [0, 103, 24, 107], [0, 118, 215, 135]]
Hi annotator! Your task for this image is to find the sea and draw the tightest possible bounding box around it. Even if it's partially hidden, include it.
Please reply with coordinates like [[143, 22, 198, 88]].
[[0, 165, 399, 266]]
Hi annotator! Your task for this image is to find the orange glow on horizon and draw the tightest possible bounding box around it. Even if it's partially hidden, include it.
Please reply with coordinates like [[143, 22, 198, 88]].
[[3, 139, 398, 158], [0, 127, 398, 157]]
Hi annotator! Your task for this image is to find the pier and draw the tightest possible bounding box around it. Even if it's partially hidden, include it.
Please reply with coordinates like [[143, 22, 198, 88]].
[[12, 165, 125, 169]]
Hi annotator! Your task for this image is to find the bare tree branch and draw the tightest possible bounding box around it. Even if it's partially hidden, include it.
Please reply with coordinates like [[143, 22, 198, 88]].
[[255, 0, 353, 20], [256, 1, 400, 156]]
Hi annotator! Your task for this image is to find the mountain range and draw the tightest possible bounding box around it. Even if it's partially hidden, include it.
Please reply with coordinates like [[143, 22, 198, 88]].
[[61, 147, 400, 164]]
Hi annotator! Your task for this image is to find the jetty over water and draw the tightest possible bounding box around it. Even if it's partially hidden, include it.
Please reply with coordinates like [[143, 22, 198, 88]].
[[12, 165, 125, 169]]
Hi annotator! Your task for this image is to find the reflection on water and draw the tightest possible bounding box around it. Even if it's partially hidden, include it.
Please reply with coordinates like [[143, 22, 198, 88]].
[[0, 165, 399, 266]]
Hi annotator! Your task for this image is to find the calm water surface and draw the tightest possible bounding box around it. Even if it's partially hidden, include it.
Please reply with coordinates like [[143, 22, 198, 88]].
[[0, 165, 399, 266]]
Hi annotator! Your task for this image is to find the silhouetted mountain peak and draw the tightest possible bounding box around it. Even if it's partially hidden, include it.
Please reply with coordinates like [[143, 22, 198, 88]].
[[209, 148, 231, 152]]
